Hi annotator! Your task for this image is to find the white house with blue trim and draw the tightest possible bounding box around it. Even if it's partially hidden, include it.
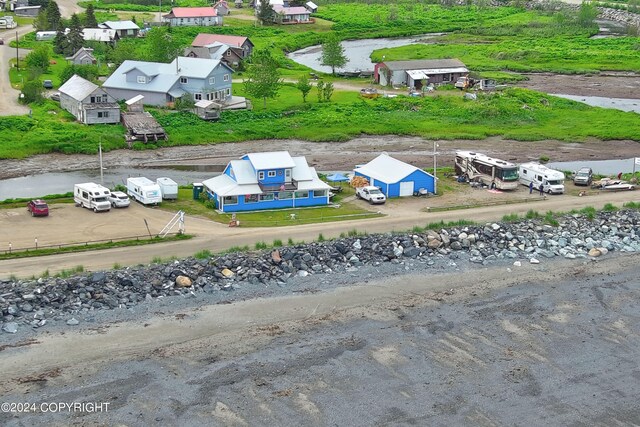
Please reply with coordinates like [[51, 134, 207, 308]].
[[202, 151, 332, 212], [354, 153, 435, 197]]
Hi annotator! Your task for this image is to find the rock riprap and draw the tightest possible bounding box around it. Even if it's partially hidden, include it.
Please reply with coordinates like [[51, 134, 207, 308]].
[[2, 210, 640, 333]]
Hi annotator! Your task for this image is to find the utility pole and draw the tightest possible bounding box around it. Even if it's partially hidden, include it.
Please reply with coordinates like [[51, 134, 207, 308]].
[[99, 140, 104, 185], [15, 31, 19, 70], [433, 141, 438, 195]]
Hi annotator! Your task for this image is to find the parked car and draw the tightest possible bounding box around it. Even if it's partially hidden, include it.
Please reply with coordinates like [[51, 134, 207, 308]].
[[27, 199, 49, 217], [355, 186, 386, 204], [43, 80, 53, 89], [108, 191, 131, 208], [573, 167, 593, 186], [49, 92, 60, 102]]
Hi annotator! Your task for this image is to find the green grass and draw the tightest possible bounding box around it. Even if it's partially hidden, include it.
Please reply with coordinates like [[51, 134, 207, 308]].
[[158, 188, 381, 227], [55, 265, 85, 279], [0, 234, 192, 260], [194, 249, 213, 259], [0, 192, 74, 207]]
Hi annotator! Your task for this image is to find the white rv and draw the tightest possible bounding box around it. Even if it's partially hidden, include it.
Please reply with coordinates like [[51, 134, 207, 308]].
[[127, 177, 162, 205], [74, 183, 112, 212], [156, 177, 178, 200], [518, 162, 565, 194], [35, 31, 57, 41]]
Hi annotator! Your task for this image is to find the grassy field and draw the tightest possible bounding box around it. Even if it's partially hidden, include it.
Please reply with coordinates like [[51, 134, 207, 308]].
[[158, 188, 381, 227], [3, 87, 640, 159]]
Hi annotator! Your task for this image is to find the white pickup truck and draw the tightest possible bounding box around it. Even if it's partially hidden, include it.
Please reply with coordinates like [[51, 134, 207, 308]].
[[355, 186, 386, 204]]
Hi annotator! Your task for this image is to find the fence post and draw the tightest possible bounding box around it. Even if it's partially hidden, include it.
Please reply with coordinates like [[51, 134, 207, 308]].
[[9, 242, 11, 254], [35, 238, 38, 250]]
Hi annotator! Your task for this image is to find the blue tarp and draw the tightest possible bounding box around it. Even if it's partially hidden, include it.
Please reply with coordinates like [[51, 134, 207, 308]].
[[326, 173, 349, 182]]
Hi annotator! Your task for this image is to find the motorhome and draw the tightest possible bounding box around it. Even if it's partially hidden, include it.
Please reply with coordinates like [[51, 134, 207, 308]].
[[127, 177, 162, 205], [35, 31, 57, 41], [454, 151, 519, 190], [518, 162, 565, 194], [156, 177, 178, 200], [74, 182, 112, 212]]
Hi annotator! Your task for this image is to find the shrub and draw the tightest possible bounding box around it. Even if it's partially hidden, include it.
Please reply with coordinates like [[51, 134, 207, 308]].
[[255, 241, 268, 250], [194, 249, 212, 259]]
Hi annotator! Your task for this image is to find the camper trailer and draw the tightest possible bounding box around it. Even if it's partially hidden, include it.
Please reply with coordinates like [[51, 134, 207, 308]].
[[127, 177, 162, 205], [156, 177, 178, 200], [35, 31, 57, 41], [74, 182, 112, 212], [518, 162, 565, 194], [0, 16, 17, 29]]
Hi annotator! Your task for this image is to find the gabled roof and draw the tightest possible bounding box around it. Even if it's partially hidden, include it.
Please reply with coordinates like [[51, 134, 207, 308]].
[[103, 57, 230, 93], [58, 74, 99, 101], [228, 160, 257, 185], [273, 5, 310, 15], [306, 1, 318, 9], [165, 7, 217, 18], [381, 59, 466, 71], [66, 47, 95, 62], [191, 33, 251, 48], [296, 168, 331, 191], [99, 20, 140, 30], [354, 153, 432, 183], [291, 156, 313, 181], [244, 151, 296, 170], [202, 174, 262, 197]]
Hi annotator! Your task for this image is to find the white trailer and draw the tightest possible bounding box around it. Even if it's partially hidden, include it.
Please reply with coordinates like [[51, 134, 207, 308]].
[[127, 177, 162, 205], [156, 177, 178, 200], [0, 16, 17, 29], [518, 162, 565, 194], [74, 183, 112, 212], [35, 31, 57, 41]]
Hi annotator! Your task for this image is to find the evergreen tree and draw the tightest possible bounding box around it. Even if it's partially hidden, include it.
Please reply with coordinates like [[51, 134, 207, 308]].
[[243, 49, 282, 108], [256, 0, 274, 24], [46, 0, 62, 30], [53, 30, 68, 55], [320, 35, 347, 76], [33, 8, 49, 32], [66, 14, 85, 56], [295, 75, 312, 102], [84, 4, 98, 28]]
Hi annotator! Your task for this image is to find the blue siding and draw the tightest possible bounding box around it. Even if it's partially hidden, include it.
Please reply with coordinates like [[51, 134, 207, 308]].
[[355, 169, 434, 197], [258, 168, 286, 185], [208, 190, 328, 212]]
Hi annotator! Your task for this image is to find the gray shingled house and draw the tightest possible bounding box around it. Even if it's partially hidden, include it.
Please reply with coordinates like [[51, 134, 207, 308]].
[[58, 75, 121, 125]]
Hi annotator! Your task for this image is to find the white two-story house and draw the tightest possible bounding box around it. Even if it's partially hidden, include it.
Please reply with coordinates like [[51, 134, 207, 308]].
[[102, 57, 234, 107]]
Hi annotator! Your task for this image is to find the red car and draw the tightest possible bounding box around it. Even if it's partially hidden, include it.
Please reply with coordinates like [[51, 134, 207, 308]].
[[27, 200, 49, 217]]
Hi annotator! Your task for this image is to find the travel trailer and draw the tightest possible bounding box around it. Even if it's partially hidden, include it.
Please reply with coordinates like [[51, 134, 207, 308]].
[[156, 177, 178, 200], [518, 162, 565, 194], [35, 31, 57, 41], [126, 177, 162, 205], [74, 182, 112, 212], [454, 151, 519, 190]]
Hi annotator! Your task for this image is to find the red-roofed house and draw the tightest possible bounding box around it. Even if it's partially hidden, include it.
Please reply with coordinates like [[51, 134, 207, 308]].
[[191, 34, 254, 59], [272, 5, 312, 24], [162, 7, 223, 26]]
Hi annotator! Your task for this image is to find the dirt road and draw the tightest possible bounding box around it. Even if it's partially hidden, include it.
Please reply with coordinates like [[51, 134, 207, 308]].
[[1, 188, 638, 278], [0, 28, 32, 116], [1, 254, 638, 425]]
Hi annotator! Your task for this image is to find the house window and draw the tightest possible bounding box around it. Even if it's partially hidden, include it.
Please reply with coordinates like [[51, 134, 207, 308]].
[[214, 92, 219, 100], [294, 191, 309, 198], [90, 96, 95, 103], [194, 93, 202, 101], [268, 171, 276, 178], [225, 88, 231, 96], [245, 194, 259, 203], [313, 190, 328, 198], [223, 74, 230, 81], [180, 77, 188, 84], [278, 191, 293, 200], [102, 94, 107, 102], [260, 193, 274, 201], [285, 169, 291, 180], [137, 76, 146, 84], [223, 195, 238, 205], [226, 50, 231, 56], [258, 171, 265, 180], [442, 73, 452, 82], [98, 111, 109, 118], [209, 77, 215, 84], [206, 93, 214, 101]]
